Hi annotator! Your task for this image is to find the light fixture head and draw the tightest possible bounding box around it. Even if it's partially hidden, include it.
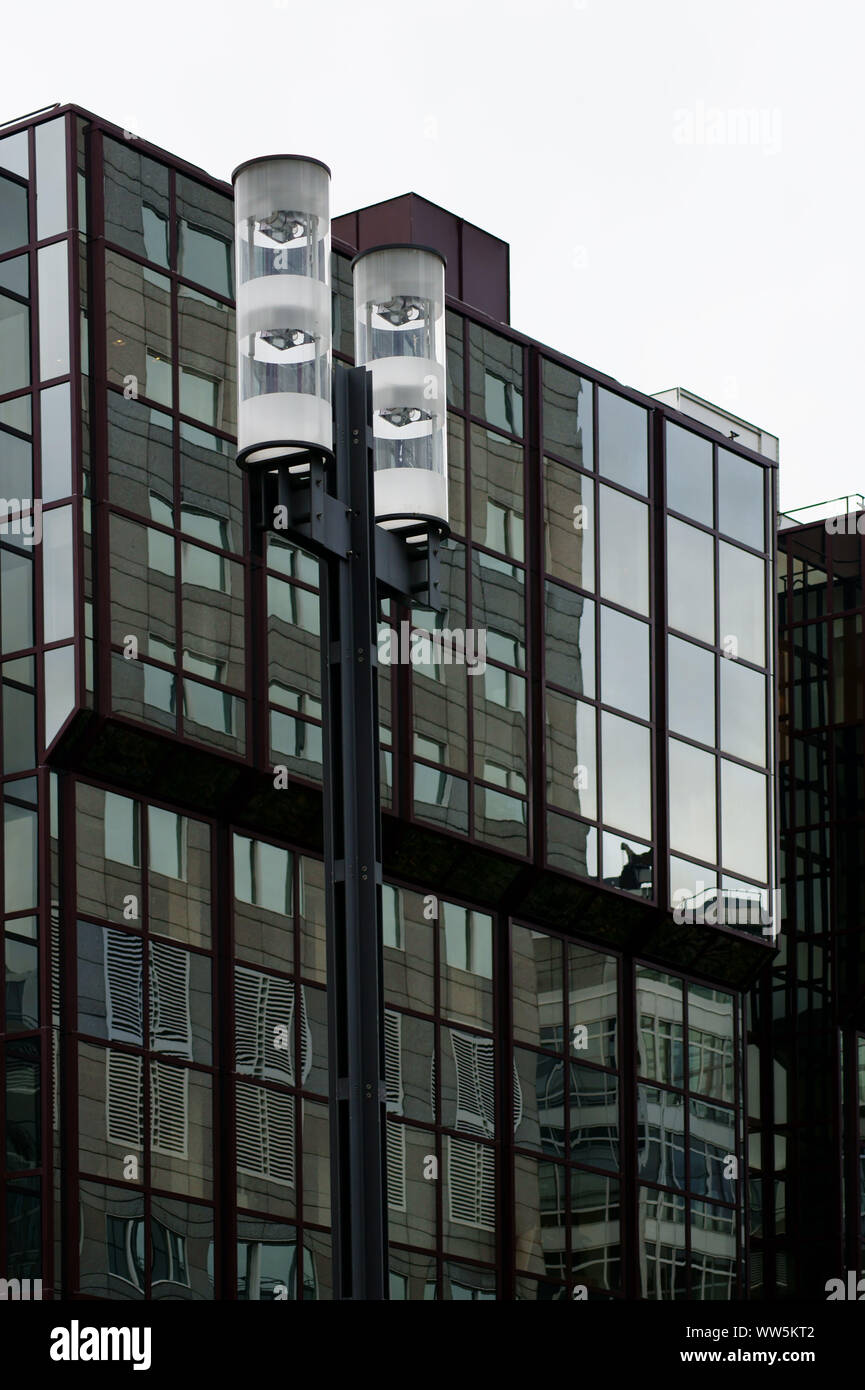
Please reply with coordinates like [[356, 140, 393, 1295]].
[[232, 155, 333, 469], [353, 244, 449, 534]]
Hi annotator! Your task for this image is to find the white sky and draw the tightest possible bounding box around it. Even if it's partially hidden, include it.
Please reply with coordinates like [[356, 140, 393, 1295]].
[[4, 0, 861, 511]]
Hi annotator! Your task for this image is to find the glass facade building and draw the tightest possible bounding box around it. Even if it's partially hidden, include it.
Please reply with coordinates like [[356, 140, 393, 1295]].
[[748, 509, 865, 1299], [0, 104, 779, 1299]]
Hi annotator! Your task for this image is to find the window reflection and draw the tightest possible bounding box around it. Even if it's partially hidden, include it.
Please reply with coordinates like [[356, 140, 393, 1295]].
[[666, 423, 713, 525], [718, 542, 766, 667], [599, 486, 648, 615], [667, 518, 714, 643], [542, 360, 593, 469], [601, 605, 649, 719], [544, 459, 594, 591], [597, 388, 647, 495]]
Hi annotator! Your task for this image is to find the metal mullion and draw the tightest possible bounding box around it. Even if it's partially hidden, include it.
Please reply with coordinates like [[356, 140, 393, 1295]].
[[57, 771, 81, 1295], [620, 953, 639, 1298], [168, 170, 183, 742], [433, 887, 444, 1298], [562, 936, 574, 1292], [713, 446, 723, 882], [682, 979, 693, 1296], [140, 791, 152, 1298], [214, 817, 234, 1298], [294, 849, 306, 1301], [36, 762, 54, 1291], [84, 127, 112, 730]]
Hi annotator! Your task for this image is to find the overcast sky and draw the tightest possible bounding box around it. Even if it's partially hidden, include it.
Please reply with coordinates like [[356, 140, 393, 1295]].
[[4, 0, 860, 511]]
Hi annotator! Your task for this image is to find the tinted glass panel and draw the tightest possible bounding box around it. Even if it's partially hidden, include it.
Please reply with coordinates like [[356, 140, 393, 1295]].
[[668, 739, 717, 865], [0, 133, 28, 179], [667, 637, 714, 746], [177, 176, 233, 298], [597, 388, 647, 494], [42, 505, 74, 642], [105, 250, 172, 406], [40, 383, 72, 501], [720, 659, 766, 766], [103, 138, 170, 267], [601, 712, 650, 838], [718, 448, 764, 551], [667, 518, 714, 643], [542, 360, 593, 468], [469, 324, 523, 435], [721, 760, 767, 882], [37, 240, 70, 380], [666, 423, 712, 525], [0, 173, 28, 254], [545, 584, 594, 696], [599, 487, 648, 616], [601, 606, 649, 720], [718, 542, 765, 667], [35, 119, 67, 240], [544, 460, 593, 591], [0, 293, 30, 395]]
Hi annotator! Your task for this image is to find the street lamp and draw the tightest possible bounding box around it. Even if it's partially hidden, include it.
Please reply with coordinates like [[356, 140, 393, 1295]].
[[353, 244, 448, 536], [233, 154, 333, 467], [232, 157, 446, 1302]]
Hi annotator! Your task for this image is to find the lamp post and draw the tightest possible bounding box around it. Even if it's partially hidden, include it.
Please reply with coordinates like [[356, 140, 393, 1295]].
[[233, 157, 447, 1300]]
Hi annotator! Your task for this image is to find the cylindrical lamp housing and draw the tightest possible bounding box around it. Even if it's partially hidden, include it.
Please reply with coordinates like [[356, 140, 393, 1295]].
[[233, 156, 332, 467], [353, 245, 448, 531]]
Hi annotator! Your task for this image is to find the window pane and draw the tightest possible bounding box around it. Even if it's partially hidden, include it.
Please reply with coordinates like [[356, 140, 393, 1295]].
[[542, 360, 593, 468], [0, 133, 28, 180], [718, 542, 766, 667], [108, 393, 174, 521], [103, 137, 170, 267], [667, 518, 714, 643], [178, 285, 236, 435], [668, 738, 716, 865], [545, 584, 594, 696], [721, 760, 767, 883], [44, 643, 75, 743], [720, 659, 766, 766], [599, 486, 648, 616], [3, 660, 36, 772], [546, 690, 596, 821], [469, 323, 523, 435], [636, 970, 684, 1086], [601, 712, 650, 839], [37, 240, 70, 380], [182, 544, 244, 689], [600, 605, 649, 719], [0, 292, 30, 395], [110, 514, 176, 661], [105, 250, 172, 406], [597, 388, 647, 494], [0, 253, 28, 296], [4, 795, 38, 913], [35, 118, 67, 240], [544, 460, 593, 591], [42, 505, 74, 642], [6, 1041, 40, 1168], [180, 423, 242, 554], [1, 548, 34, 653], [40, 383, 72, 501], [667, 637, 714, 746], [666, 423, 712, 525], [718, 448, 765, 551], [0, 173, 28, 254], [471, 425, 524, 560], [177, 176, 233, 298]]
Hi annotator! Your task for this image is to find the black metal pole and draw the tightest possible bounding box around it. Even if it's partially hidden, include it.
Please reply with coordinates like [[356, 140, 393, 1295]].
[[322, 363, 388, 1299]]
